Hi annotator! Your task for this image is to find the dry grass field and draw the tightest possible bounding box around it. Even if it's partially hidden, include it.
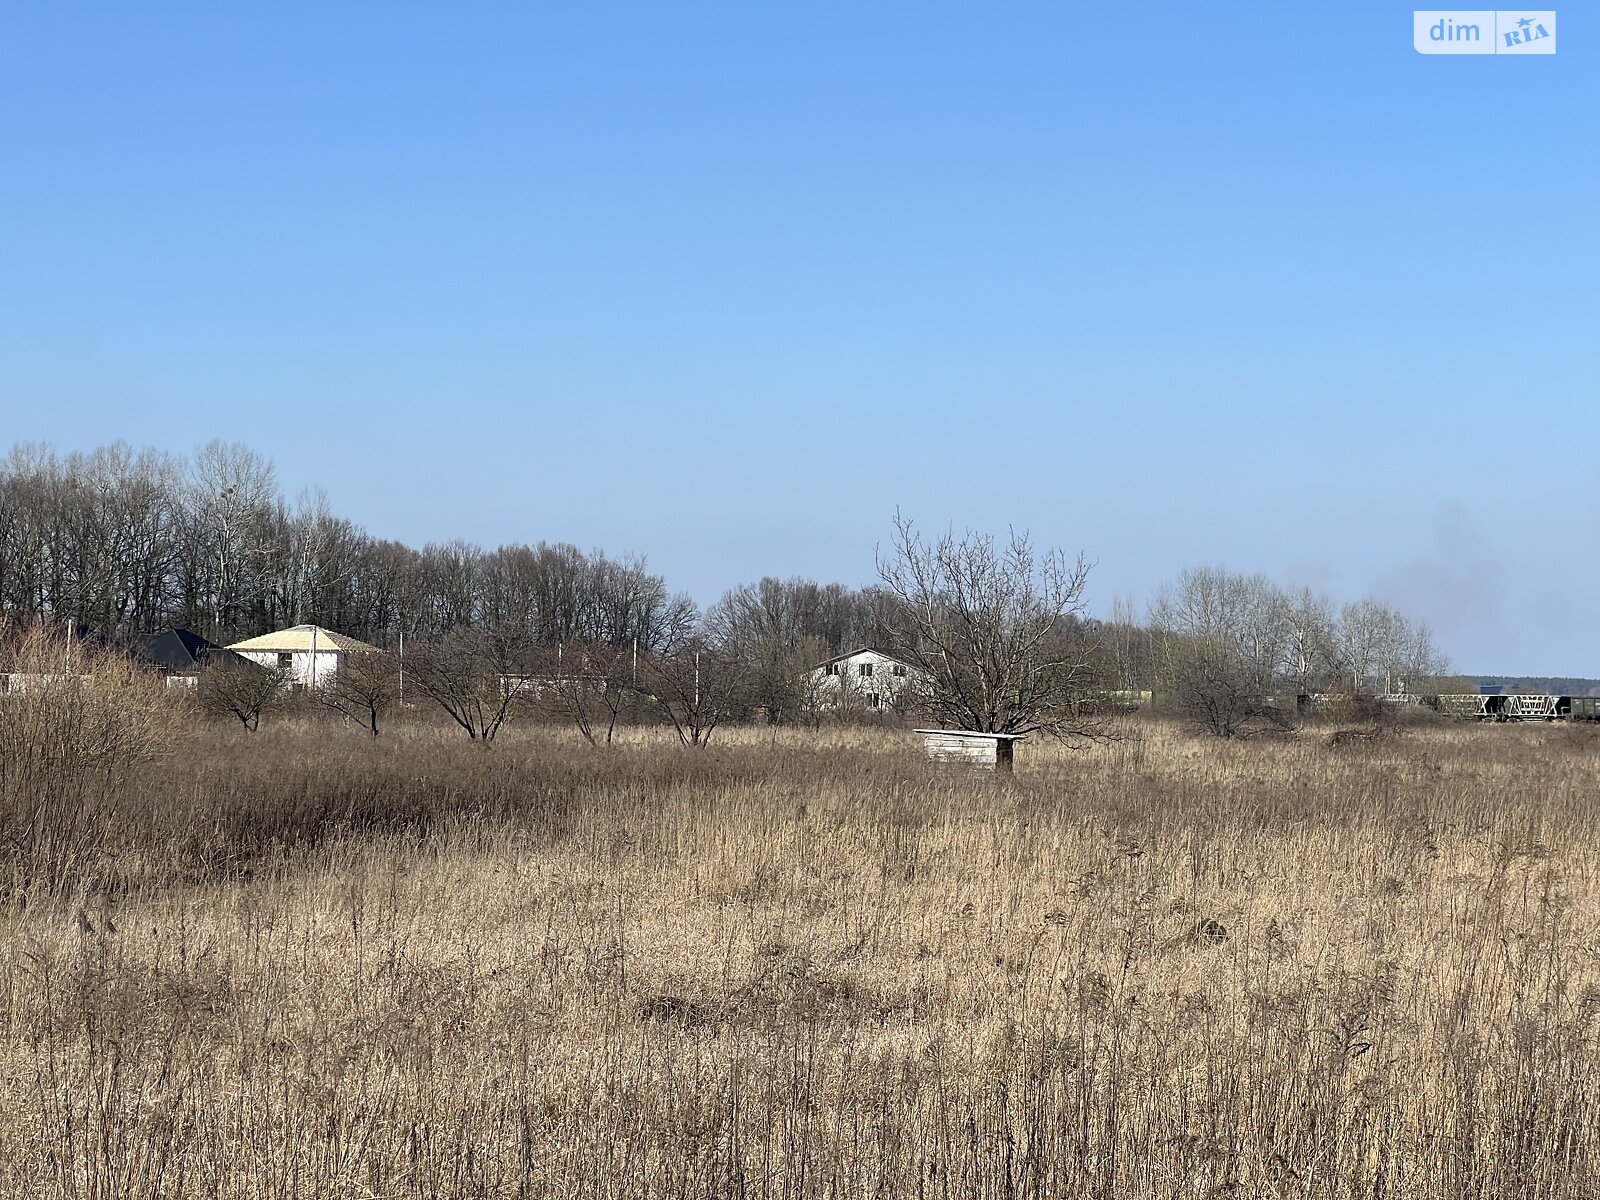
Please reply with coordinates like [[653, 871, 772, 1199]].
[[4, 704, 1600, 1197]]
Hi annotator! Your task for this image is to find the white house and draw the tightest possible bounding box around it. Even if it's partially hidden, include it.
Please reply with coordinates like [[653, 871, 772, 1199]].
[[227, 624, 378, 689], [809, 646, 923, 712]]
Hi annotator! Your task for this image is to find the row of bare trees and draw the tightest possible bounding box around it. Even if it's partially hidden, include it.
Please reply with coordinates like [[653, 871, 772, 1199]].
[[182, 514, 1117, 746], [0, 441, 695, 650], [190, 633, 751, 746], [5, 440, 1452, 744], [1135, 568, 1451, 736]]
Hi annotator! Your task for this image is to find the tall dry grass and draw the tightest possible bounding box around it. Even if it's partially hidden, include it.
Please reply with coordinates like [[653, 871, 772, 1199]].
[[2, 714, 1599, 1196], [0, 625, 188, 898]]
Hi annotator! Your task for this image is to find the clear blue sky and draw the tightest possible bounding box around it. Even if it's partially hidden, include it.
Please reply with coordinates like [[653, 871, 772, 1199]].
[[1, 5, 1594, 674]]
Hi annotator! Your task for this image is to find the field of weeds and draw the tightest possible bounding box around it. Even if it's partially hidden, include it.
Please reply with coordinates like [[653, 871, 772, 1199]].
[[3, 709, 1600, 1198]]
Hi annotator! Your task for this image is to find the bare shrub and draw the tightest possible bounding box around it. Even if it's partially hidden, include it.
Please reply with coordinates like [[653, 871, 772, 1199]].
[[405, 626, 532, 740], [1160, 633, 1297, 738], [639, 640, 748, 746], [196, 656, 289, 731], [0, 624, 184, 893], [317, 647, 399, 736], [1328, 726, 1383, 749], [537, 640, 641, 745]]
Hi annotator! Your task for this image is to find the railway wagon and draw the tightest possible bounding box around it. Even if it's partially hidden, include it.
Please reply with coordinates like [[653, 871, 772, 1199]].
[[1432, 694, 1490, 719], [1504, 694, 1560, 719], [1570, 697, 1600, 722], [1349, 692, 1600, 722]]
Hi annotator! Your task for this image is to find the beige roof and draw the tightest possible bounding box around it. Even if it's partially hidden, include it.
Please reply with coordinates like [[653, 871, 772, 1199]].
[[227, 624, 379, 654]]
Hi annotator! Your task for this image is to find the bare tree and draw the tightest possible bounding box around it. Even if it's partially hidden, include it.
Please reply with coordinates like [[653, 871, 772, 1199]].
[[1335, 598, 1388, 693], [1151, 569, 1302, 737], [1280, 587, 1338, 697], [196, 658, 289, 732], [185, 441, 277, 640], [1158, 631, 1295, 738], [538, 640, 640, 745], [1334, 598, 1448, 694], [1394, 619, 1449, 694], [0, 438, 712, 653], [874, 514, 1107, 742], [1149, 568, 1289, 692], [262, 488, 361, 629], [405, 626, 534, 741], [639, 640, 747, 747], [318, 648, 399, 736], [704, 586, 831, 725]]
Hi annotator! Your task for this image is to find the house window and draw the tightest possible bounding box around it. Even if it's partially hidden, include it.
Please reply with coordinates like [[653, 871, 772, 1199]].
[[859, 663, 874, 677], [868, 693, 882, 708], [278, 652, 292, 669], [825, 663, 840, 676], [892, 664, 907, 677]]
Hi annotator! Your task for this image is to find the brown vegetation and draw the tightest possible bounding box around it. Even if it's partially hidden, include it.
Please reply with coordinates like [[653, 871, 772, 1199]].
[[2, 699, 1598, 1196], [196, 656, 289, 732], [876, 513, 1108, 742], [0, 625, 188, 893]]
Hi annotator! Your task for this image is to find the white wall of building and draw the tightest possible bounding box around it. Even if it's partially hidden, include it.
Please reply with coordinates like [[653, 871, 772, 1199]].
[[809, 649, 921, 711], [235, 648, 345, 688]]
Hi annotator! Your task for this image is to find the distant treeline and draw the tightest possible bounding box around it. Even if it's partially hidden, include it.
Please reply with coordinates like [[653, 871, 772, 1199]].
[[0, 440, 898, 656], [2, 441, 1453, 701]]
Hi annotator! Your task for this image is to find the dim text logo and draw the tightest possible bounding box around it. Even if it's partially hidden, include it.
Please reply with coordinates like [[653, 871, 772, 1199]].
[[1414, 10, 1556, 53]]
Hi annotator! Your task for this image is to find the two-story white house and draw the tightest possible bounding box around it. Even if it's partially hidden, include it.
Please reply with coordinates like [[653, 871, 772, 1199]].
[[228, 624, 378, 689], [809, 646, 923, 712]]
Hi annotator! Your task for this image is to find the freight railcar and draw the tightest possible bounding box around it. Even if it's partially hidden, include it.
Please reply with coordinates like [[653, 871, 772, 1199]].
[[1424, 693, 1600, 722]]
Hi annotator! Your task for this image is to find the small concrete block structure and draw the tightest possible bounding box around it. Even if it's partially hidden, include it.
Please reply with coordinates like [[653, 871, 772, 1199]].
[[914, 729, 1026, 773]]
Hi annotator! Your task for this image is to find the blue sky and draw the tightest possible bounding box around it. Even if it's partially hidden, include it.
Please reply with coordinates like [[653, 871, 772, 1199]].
[[1, 5, 1594, 674]]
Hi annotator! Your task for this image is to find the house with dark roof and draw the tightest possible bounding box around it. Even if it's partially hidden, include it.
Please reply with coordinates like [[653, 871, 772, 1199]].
[[137, 628, 259, 688]]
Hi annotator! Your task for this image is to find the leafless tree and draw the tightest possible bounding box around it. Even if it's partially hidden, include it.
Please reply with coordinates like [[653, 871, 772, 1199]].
[[416, 540, 483, 635], [1335, 598, 1448, 694], [704, 584, 836, 725], [874, 513, 1107, 742], [1151, 568, 1301, 736], [539, 640, 640, 745], [317, 648, 400, 736], [639, 640, 748, 747], [706, 575, 897, 664], [1151, 568, 1452, 733], [185, 441, 277, 640], [262, 488, 361, 629], [1158, 631, 1295, 738], [405, 626, 534, 741], [1280, 587, 1338, 697], [1150, 568, 1287, 691], [1335, 598, 1387, 694], [196, 657, 289, 732], [0, 438, 707, 654]]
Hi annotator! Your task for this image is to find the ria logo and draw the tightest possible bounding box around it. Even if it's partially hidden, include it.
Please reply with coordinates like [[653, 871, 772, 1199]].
[[1501, 13, 1552, 47], [1413, 10, 1557, 54]]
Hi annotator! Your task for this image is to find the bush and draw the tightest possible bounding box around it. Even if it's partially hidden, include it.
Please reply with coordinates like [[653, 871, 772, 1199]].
[[0, 624, 185, 894]]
